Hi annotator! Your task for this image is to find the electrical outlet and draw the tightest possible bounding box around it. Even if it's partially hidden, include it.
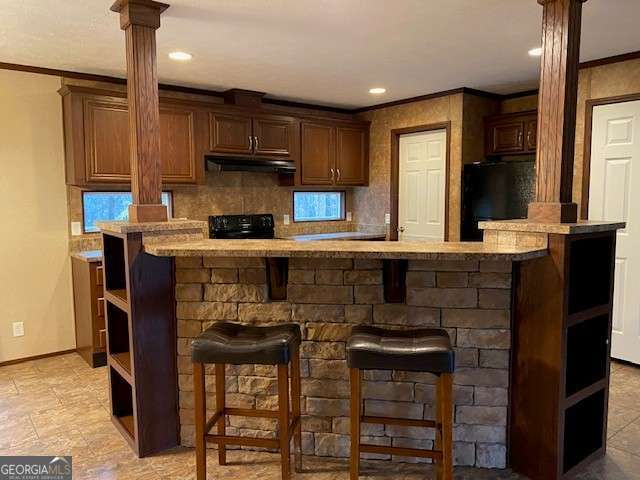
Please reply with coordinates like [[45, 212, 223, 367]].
[[12, 322, 24, 337], [71, 221, 82, 236], [384, 213, 391, 225], [346, 211, 352, 221], [283, 214, 290, 225]]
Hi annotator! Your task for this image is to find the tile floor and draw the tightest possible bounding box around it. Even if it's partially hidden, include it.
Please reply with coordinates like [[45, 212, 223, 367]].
[[0, 353, 639, 479]]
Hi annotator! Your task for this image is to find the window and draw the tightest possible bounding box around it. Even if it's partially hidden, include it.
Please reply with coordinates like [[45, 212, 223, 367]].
[[293, 191, 345, 222], [82, 191, 172, 233]]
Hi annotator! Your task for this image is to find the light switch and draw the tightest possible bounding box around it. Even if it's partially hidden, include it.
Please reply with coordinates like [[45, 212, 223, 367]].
[[283, 214, 290, 225], [13, 322, 24, 337], [71, 222, 82, 236], [346, 211, 352, 221], [384, 213, 391, 225]]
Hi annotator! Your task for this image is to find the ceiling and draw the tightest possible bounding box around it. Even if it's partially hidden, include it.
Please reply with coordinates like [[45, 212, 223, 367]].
[[1, 0, 638, 108]]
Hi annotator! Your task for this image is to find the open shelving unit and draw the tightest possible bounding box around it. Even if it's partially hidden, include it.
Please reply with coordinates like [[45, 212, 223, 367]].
[[510, 230, 616, 479], [102, 230, 179, 457]]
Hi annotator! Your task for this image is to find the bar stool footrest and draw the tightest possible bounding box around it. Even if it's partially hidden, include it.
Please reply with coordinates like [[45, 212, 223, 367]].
[[361, 415, 438, 429], [206, 434, 279, 449], [360, 443, 443, 460]]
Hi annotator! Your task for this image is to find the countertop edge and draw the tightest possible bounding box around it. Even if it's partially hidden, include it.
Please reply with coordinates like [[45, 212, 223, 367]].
[[145, 241, 548, 262], [70, 250, 103, 263]]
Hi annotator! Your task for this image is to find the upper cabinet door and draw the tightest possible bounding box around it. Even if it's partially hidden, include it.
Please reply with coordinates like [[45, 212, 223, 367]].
[[209, 113, 253, 154], [335, 126, 368, 185], [300, 122, 335, 185], [253, 116, 295, 157], [484, 110, 538, 157], [84, 98, 131, 183], [159, 105, 199, 184], [490, 121, 524, 154]]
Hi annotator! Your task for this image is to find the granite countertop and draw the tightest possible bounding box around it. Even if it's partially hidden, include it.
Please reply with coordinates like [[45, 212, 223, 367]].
[[282, 231, 387, 241], [70, 250, 103, 263], [145, 238, 547, 261], [97, 219, 208, 234], [479, 219, 626, 235]]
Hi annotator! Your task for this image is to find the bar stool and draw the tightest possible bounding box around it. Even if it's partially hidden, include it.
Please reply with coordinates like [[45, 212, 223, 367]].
[[346, 325, 455, 480], [191, 322, 303, 480]]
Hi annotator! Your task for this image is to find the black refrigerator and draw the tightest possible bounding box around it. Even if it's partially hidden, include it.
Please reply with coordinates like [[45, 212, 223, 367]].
[[461, 159, 535, 241]]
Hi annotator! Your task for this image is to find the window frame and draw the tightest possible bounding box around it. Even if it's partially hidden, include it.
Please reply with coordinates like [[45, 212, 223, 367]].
[[292, 190, 346, 223], [81, 190, 174, 234]]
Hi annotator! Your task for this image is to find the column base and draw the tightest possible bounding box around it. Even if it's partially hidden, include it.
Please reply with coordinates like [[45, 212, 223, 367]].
[[128, 203, 168, 223], [527, 202, 578, 223]]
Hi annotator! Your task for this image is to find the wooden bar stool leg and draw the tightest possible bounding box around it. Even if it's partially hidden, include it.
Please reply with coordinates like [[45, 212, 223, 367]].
[[215, 363, 227, 466], [349, 367, 361, 480], [434, 373, 443, 472], [437, 373, 454, 480], [291, 349, 303, 472], [194, 362, 206, 480], [277, 364, 291, 480]]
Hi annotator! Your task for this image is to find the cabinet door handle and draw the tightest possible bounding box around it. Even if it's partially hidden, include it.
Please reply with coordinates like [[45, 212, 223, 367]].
[[330, 168, 335, 182], [518, 131, 523, 145], [336, 168, 341, 181], [249, 135, 253, 151], [254, 136, 259, 151]]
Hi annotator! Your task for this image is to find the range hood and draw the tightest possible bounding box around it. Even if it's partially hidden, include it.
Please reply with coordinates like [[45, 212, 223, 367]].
[[205, 154, 296, 174]]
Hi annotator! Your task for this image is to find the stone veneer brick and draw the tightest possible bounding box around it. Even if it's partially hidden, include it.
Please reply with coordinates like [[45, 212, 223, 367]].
[[175, 256, 513, 469]]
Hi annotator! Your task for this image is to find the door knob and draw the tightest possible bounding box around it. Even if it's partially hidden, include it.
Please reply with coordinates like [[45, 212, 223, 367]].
[[399, 226, 405, 233]]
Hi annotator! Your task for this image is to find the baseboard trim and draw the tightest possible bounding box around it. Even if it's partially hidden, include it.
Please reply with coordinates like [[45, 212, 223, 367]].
[[0, 348, 77, 367]]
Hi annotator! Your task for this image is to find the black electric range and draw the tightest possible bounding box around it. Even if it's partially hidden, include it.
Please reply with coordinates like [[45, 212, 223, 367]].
[[209, 214, 275, 239]]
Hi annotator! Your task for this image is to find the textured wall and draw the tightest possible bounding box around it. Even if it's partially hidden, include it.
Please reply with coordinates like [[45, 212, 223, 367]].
[[175, 256, 512, 469], [355, 94, 464, 241], [0, 70, 75, 362]]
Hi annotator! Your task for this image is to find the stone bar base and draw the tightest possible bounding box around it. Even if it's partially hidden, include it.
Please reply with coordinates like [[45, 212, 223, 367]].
[[175, 256, 512, 469]]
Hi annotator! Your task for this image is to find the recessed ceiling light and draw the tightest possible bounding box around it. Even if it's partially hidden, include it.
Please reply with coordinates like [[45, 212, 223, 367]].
[[528, 47, 543, 57], [369, 87, 386, 95], [169, 51, 192, 61]]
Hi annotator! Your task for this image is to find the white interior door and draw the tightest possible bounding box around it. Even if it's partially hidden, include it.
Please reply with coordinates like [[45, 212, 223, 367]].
[[398, 130, 447, 241], [589, 100, 640, 364]]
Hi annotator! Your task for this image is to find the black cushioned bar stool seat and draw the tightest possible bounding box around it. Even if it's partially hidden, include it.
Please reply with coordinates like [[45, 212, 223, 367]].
[[192, 322, 302, 480], [346, 325, 455, 480], [192, 322, 301, 365], [347, 325, 455, 373]]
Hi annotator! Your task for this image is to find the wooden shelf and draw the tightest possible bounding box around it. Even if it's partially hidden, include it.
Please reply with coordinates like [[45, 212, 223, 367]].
[[110, 352, 133, 385], [105, 289, 129, 312], [103, 230, 178, 458], [116, 414, 135, 439], [567, 304, 610, 327]]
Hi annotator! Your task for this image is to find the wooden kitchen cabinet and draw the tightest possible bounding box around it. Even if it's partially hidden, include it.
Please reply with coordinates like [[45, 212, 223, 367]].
[[209, 110, 296, 158], [300, 122, 335, 185], [336, 126, 368, 185], [485, 110, 537, 156], [300, 121, 369, 186], [60, 85, 205, 186], [71, 253, 106, 368], [209, 112, 253, 154]]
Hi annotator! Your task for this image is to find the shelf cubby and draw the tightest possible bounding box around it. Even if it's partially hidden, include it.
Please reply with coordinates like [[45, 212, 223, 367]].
[[565, 314, 609, 397], [563, 389, 606, 473], [103, 234, 127, 292], [110, 366, 135, 439], [568, 235, 614, 315]]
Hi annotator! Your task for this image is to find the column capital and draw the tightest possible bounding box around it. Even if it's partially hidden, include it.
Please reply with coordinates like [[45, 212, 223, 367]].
[[111, 0, 169, 30]]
